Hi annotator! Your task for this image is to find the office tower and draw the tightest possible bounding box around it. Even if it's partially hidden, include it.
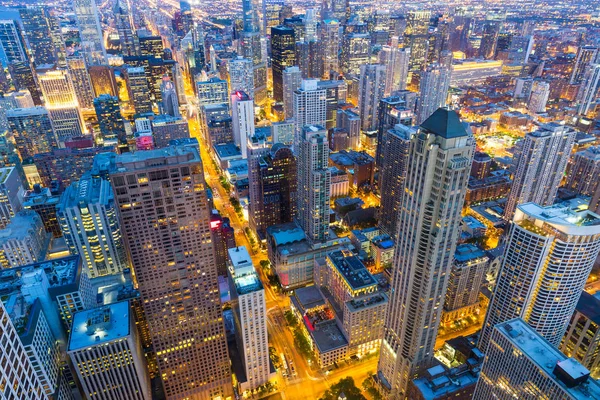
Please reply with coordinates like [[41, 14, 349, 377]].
[[358, 64, 387, 132], [565, 146, 600, 196], [474, 318, 600, 399], [228, 247, 270, 391], [508, 35, 533, 64], [321, 19, 340, 78], [334, 108, 360, 150], [504, 123, 575, 220], [57, 175, 127, 278], [210, 210, 235, 276], [513, 77, 533, 99], [377, 109, 474, 398], [319, 79, 347, 129], [416, 63, 451, 124], [282, 66, 302, 119], [94, 94, 127, 144], [88, 65, 118, 97], [0, 167, 24, 229], [126, 66, 153, 115], [22, 185, 61, 238], [250, 144, 297, 237], [561, 292, 600, 379], [443, 244, 488, 319], [73, 0, 107, 65], [9, 62, 42, 105], [264, 0, 283, 35], [471, 151, 492, 179], [576, 63, 600, 116], [527, 80, 550, 113], [49, 107, 86, 144], [271, 26, 296, 102], [7, 107, 57, 161], [571, 46, 599, 84], [38, 69, 77, 107], [292, 79, 327, 145], [479, 20, 501, 60], [68, 301, 151, 400], [231, 91, 254, 158], [392, 46, 410, 92], [375, 96, 415, 169], [139, 35, 164, 58], [297, 125, 331, 244], [0, 20, 27, 65], [180, 0, 194, 35], [197, 76, 229, 106], [378, 45, 396, 96], [0, 210, 48, 268], [321, 0, 349, 23], [109, 143, 233, 399], [296, 40, 322, 79], [240, 0, 267, 105], [404, 11, 431, 72], [378, 124, 412, 237], [228, 56, 254, 99], [151, 114, 190, 148], [340, 32, 370, 75], [19, 6, 57, 66], [480, 203, 600, 351], [159, 75, 180, 117], [114, 0, 140, 57], [66, 55, 95, 109], [0, 300, 47, 400]]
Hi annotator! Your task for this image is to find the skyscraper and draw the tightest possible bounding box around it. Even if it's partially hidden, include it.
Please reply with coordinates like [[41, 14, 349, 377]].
[[378, 124, 412, 237], [474, 318, 600, 399], [504, 123, 575, 220], [358, 64, 387, 131], [296, 40, 322, 79], [570, 45, 599, 85], [576, 63, 600, 116], [565, 146, 600, 196], [240, 0, 267, 104], [321, 19, 341, 78], [9, 62, 42, 105], [109, 142, 233, 399], [479, 202, 600, 351], [271, 26, 296, 102], [7, 107, 57, 161], [527, 80, 550, 113], [377, 109, 474, 398], [297, 125, 331, 244], [19, 6, 57, 66], [479, 20, 501, 60], [228, 56, 255, 99], [340, 32, 370, 75], [231, 91, 254, 158], [114, 0, 140, 57], [94, 94, 127, 144], [73, 0, 108, 65], [38, 69, 77, 107], [444, 244, 488, 317], [57, 174, 127, 278], [66, 55, 95, 109], [375, 95, 414, 169], [0, 166, 24, 229], [416, 62, 451, 124], [0, 20, 27, 66], [197, 76, 229, 106], [160, 75, 180, 117], [292, 79, 327, 145], [404, 11, 431, 72], [126, 66, 153, 115], [282, 66, 302, 119]]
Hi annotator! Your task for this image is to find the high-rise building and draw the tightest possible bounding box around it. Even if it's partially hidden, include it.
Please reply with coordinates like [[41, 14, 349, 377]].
[[480, 202, 600, 351], [296, 40, 323, 79], [0, 210, 48, 269], [321, 19, 341, 77], [73, 0, 107, 65], [9, 62, 42, 105], [228, 56, 255, 99], [68, 301, 151, 400], [0, 20, 28, 66], [527, 80, 550, 113], [570, 46, 599, 85], [321, 0, 349, 23], [94, 94, 127, 144], [474, 318, 600, 399], [151, 114, 190, 148], [271, 26, 296, 102], [57, 174, 127, 278], [250, 143, 297, 237], [416, 62, 451, 124], [393, 47, 410, 92], [231, 91, 254, 159], [19, 6, 57, 66], [292, 79, 327, 145], [109, 142, 233, 399], [66, 55, 95, 109], [139, 35, 164, 58], [508, 35, 534, 64], [297, 125, 331, 244], [375, 96, 414, 169], [38, 70, 77, 107], [282, 66, 302, 119], [210, 210, 236, 276], [444, 244, 488, 318], [228, 247, 270, 392], [340, 32, 370, 75], [114, 0, 140, 57], [126, 66, 152, 115], [0, 166, 24, 229], [358, 64, 387, 132], [7, 107, 57, 161], [159, 75, 180, 117], [0, 300, 47, 400], [88, 65, 118, 97], [479, 20, 501, 60], [565, 146, 600, 197], [576, 63, 600, 116], [197, 76, 229, 106], [319, 79, 347, 129], [377, 109, 474, 398], [504, 123, 575, 220], [378, 124, 412, 237], [48, 107, 85, 144], [404, 11, 431, 72]]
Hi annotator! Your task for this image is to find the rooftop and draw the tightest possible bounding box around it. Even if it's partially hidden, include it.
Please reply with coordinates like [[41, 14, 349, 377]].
[[330, 150, 374, 167], [57, 175, 113, 211], [346, 292, 388, 312], [420, 108, 468, 139], [497, 318, 600, 400], [516, 202, 600, 236], [68, 301, 131, 351], [233, 272, 263, 296], [294, 285, 326, 310], [0, 211, 44, 241], [113, 144, 200, 170], [575, 291, 600, 325], [0, 166, 15, 184], [214, 142, 242, 159], [454, 244, 487, 264], [328, 250, 376, 291]]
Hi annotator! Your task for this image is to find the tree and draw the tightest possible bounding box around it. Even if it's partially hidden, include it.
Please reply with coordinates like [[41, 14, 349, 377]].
[[269, 347, 281, 369], [259, 259, 270, 270], [319, 377, 366, 400], [284, 310, 298, 327]]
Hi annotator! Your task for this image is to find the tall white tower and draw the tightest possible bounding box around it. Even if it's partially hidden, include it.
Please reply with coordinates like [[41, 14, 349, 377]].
[[416, 63, 451, 124], [231, 91, 255, 158]]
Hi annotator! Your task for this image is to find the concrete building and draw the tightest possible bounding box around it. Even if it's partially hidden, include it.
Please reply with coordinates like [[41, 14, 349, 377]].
[[57, 175, 127, 278], [340, 32, 370, 75], [570, 46, 599, 85], [282, 66, 302, 119], [504, 123, 575, 220], [416, 63, 451, 125], [7, 107, 57, 161], [377, 109, 474, 398], [231, 91, 254, 158], [159, 75, 180, 117], [527, 80, 550, 113], [73, 0, 108, 65], [94, 94, 127, 145], [228, 56, 255, 99], [576, 64, 600, 116], [126, 66, 152, 115], [0, 210, 49, 269], [228, 247, 271, 392], [151, 114, 190, 148], [108, 141, 233, 399], [474, 318, 600, 399], [68, 301, 150, 400], [480, 203, 600, 352], [292, 80, 327, 146], [321, 20, 340, 76], [66, 55, 95, 109], [565, 146, 600, 197], [375, 96, 415, 168], [271, 120, 294, 146], [0, 19, 27, 65], [0, 166, 24, 229], [197, 76, 229, 107], [358, 64, 387, 132]]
